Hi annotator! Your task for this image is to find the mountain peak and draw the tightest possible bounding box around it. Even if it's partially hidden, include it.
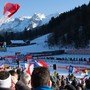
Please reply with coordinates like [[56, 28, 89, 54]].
[[0, 13, 59, 32]]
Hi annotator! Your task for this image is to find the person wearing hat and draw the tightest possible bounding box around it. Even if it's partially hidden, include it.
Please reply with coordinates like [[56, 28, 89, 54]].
[[0, 71, 12, 90]]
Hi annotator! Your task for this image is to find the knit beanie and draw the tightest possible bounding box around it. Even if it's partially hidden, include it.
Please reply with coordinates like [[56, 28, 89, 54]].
[[0, 71, 11, 88]]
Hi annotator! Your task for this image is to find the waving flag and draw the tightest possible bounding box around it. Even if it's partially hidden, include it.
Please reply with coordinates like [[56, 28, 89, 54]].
[[33, 60, 48, 68], [3, 2, 20, 17], [0, 63, 4, 71], [81, 69, 88, 79], [26, 55, 32, 61], [25, 63, 34, 75], [39, 60, 48, 68], [68, 65, 79, 74], [25, 60, 48, 75], [73, 67, 79, 73], [33, 60, 42, 67], [0, 2, 20, 25], [68, 65, 73, 73], [0, 64, 4, 68], [25, 60, 40, 75]]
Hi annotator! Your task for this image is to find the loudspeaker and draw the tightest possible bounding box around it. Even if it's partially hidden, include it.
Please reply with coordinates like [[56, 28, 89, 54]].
[[53, 64, 56, 70]]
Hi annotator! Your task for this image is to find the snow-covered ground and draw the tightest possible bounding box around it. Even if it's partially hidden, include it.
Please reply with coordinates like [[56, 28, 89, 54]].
[[0, 33, 58, 56], [0, 33, 90, 58], [0, 33, 90, 78]]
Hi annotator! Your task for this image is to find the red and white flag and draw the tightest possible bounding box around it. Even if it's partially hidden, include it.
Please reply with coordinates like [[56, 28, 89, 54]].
[[25, 60, 48, 75]]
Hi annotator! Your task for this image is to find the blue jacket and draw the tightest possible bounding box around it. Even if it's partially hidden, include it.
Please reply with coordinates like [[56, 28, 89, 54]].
[[34, 85, 52, 90]]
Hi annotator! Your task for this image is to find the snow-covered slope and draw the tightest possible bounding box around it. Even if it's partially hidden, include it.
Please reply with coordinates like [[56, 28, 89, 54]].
[[0, 13, 60, 32], [0, 33, 90, 78], [0, 33, 58, 56], [0, 32, 89, 58]]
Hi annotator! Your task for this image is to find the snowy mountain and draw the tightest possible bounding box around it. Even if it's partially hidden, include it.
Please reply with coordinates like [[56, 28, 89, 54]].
[[0, 13, 60, 32]]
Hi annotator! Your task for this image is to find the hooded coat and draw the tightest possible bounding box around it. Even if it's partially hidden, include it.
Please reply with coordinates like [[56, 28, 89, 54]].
[[34, 85, 52, 90], [15, 81, 31, 90]]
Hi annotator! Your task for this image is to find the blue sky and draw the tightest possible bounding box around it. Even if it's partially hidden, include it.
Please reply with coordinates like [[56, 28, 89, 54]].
[[0, 0, 90, 18]]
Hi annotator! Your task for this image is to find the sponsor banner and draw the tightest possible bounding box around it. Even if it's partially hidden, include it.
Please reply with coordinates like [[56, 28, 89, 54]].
[[5, 56, 16, 64], [16, 54, 26, 62], [86, 61, 90, 65], [26, 55, 32, 61], [57, 65, 90, 71], [66, 50, 90, 54]]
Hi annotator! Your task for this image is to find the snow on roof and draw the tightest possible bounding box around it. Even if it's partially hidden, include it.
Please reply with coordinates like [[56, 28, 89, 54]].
[[11, 40, 25, 44]]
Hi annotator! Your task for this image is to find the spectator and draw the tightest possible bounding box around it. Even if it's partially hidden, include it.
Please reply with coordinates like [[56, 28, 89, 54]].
[[61, 75, 65, 81], [50, 75, 59, 90], [71, 79, 77, 89], [65, 84, 76, 90], [56, 73, 60, 80], [16, 59, 20, 68], [20, 72, 31, 88], [9, 70, 18, 90], [50, 76, 57, 90], [16, 68, 22, 80], [56, 79, 60, 90], [0, 71, 12, 90], [59, 80, 66, 90], [15, 80, 31, 90], [31, 66, 52, 90], [85, 78, 90, 89], [15, 72, 32, 90]]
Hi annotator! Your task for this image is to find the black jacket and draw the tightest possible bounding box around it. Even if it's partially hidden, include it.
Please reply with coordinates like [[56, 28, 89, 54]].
[[0, 87, 12, 90], [15, 81, 31, 90]]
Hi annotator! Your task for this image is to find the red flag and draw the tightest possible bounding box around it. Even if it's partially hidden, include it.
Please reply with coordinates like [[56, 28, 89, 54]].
[[26, 55, 32, 61], [3, 2, 20, 17], [38, 60, 48, 68]]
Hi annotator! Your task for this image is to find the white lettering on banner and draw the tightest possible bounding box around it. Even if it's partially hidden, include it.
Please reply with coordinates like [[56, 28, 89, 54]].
[[57, 65, 90, 70]]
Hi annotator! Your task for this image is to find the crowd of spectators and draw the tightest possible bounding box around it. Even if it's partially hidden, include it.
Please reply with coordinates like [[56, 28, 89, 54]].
[[0, 66, 90, 90], [43, 57, 90, 65]]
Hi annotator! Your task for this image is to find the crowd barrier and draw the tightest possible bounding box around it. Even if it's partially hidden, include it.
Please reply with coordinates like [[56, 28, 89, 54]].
[[65, 49, 90, 54]]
